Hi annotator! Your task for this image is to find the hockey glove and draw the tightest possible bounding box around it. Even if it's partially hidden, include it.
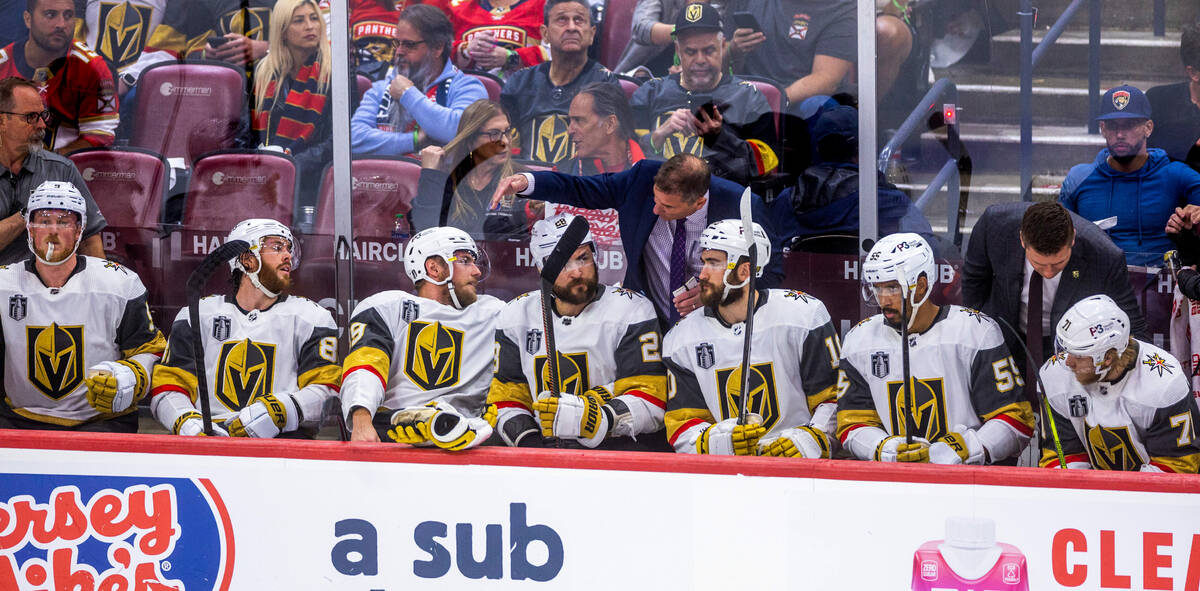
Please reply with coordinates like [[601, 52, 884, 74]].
[[532, 387, 613, 447], [875, 435, 930, 462], [759, 425, 832, 459], [930, 429, 985, 465], [225, 392, 299, 438], [388, 401, 494, 451], [173, 411, 229, 437], [698, 415, 765, 455], [85, 360, 145, 414]]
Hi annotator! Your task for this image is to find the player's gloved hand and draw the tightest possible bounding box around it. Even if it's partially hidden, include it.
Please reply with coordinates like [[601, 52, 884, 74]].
[[930, 429, 984, 465], [758, 425, 831, 459], [388, 401, 494, 451], [84, 360, 144, 414], [225, 392, 299, 438], [698, 415, 765, 455], [173, 411, 229, 437], [532, 387, 613, 447], [875, 435, 931, 462]]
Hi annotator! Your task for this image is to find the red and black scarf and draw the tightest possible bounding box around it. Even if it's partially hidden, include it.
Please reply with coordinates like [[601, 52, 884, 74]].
[[253, 56, 328, 152]]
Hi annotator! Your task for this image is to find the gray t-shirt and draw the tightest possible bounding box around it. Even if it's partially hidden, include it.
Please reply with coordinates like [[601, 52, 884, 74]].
[[0, 149, 107, 264], [726, 0, 857, 87]]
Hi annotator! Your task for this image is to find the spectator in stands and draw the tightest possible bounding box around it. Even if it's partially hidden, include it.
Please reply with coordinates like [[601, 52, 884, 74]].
[[75, 0, 171, 98], [0, 0, 118, 153], [631, 3, 777, 186], [411, 99, 534, 240], [1148, 22, 1200, 172], [449, 0, 548, 74], [500, 0, 616, 166], [143, 0, 277, 67], [1059, 85, 1200, 266], [560, 82, 644, 175], [0, 77, 106, 264], [252, 0, 333, 196], [351, 5, 486, 157], [615, 0, 724, 77]]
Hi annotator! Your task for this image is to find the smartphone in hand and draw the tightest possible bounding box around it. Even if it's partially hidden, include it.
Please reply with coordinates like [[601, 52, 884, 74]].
[[733, 11, 762, 32]]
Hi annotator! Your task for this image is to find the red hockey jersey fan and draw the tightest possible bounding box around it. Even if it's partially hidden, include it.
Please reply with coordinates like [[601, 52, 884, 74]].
[[0, 40, 118, 150], [448, 0, 548, 69]]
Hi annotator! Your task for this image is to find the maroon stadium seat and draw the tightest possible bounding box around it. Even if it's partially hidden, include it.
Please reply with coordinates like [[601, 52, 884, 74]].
[[356, 74, 373, 102], [617, 76, 640, 101], [314, 158, 420, 237], [465, 70, 503, 103], [130, 61, 246, 167], [598, 0, 637, 70], [184, 150, 297, 232], [742, 76, 786, 135]]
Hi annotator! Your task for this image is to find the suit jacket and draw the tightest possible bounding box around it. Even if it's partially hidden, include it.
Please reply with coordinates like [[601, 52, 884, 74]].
[[527, 160, 784, 314], [963, 201, 1147, 364]]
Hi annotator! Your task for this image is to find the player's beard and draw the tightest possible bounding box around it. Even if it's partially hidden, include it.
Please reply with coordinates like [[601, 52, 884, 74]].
[[552, 272, 598, 306], [881, 306, 910, 330], [259, 262, 293, 294], [452, 279, 478, 307], [699, 278, 743, 308], [37, 236, 70, 263]]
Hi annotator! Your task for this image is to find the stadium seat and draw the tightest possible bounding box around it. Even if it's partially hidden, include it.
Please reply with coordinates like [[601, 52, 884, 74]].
[[598, 0, 636, 70], [617, 75, 641, 101], [313, 157, 420, 238], [741, 75, 786, 136], [130, 61, 247, 167], [465, 70, 503, 103], [356, 74, 373, 102], [184, 150, 298, 232]]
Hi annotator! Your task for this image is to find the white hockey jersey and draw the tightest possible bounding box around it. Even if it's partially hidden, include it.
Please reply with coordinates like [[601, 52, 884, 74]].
[[488, 285, 667, 445], [0, 257, 164, 425], [662, 289, 841, 453], [837, 305, 1034, 462], [150, 294, 341, 430], [341, 290, 504, 420], [1039, 341, 1200, 473]]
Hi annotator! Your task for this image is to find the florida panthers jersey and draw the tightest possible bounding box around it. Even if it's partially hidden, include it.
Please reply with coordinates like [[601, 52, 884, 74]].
[[911, 542, 1029, 591], [342, 290, 504, 420], [1038, 341, 1200, 472], [489, 285, 668, 442], [0, 257, 164, 426], [149, 294, 341, 429], [75, 0, 167, 74], [837, 306, 1035, 461], [447, 0, 547, 68], [662, 289, 841, 452], [0, 41, 118, 149]]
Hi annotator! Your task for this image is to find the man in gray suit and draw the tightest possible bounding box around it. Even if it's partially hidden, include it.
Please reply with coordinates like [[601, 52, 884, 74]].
[[963, 201, 1146, 401]]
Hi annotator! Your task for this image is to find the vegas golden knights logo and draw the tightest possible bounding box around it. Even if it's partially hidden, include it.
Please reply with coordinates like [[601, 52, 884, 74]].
[[26, 324, 85, 400], [886, 377, 948, 440], [534, 352, 590, 395], [715, 362, 780, 431], [215, 339, 277, 411], [1086, 425, 1145, 471], [404, 321, 464, 390], [653, 112, 703, 159], [684, 3, 703, 22], [220, 7, 271, 40], [97, 2, 154, 68], [532, 115, 572, 164]]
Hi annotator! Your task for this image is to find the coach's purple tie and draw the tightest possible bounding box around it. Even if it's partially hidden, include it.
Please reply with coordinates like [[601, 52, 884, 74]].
[[1025, 270, 1043, 404], [669, 221, 687, 323]]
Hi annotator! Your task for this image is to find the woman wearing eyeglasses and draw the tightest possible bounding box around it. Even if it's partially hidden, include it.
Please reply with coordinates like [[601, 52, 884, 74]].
[[411, 99, 540, 239]]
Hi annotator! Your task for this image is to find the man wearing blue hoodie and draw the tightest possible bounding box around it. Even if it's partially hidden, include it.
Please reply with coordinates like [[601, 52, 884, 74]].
[[350, 5, 487, 157], [1060, 85, 1200, 266]]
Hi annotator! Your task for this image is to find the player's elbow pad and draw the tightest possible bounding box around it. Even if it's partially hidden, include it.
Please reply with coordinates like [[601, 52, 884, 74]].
[[150, 389, 199, 434], [977, 418, 1031, 464], [496, 407, 543, 447]]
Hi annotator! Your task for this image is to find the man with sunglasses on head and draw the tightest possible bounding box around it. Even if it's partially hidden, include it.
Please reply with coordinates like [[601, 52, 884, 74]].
[[341, 226, 504, 449], [150, 218, 341, 438], [351, 4, 487, 158], [0, 77, 106, 266]]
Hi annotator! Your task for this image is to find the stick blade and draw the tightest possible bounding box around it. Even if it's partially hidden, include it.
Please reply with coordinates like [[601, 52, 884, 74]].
[[538, 216, 590, 283]]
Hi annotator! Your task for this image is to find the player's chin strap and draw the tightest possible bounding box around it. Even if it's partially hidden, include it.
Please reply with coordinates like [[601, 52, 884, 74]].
[[425, 255, 465, 309], [721, 259, 750, 303], [238, 252, 281, 299], [896, 268, 931, 330], [26, 226, 81, 267]]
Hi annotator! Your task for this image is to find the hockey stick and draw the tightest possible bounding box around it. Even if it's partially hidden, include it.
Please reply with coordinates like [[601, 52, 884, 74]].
[[898, 270, 916, 445], [737, 187, 758, 426], [538, 216, 591, 398], [992, 314, 1066, 468], [186, 239, 250, 436]]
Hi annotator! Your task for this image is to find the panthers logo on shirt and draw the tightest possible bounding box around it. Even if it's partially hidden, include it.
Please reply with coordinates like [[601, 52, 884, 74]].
[[26, 324, 85, 400], [534, 352, 589, 395], [886, 377, 948, 441], [1086, 425, 1145, 471], [531, 115, 572, 164], [404, 320, 463, 390], [219, 7, 270, 39], [715, 362, 779, 431], [215, 339, 277, 411], [96, 1, 155, 68]]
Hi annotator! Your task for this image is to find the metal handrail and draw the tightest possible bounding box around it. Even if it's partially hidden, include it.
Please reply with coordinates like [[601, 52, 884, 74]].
[[1154, 0, 1165, 37]]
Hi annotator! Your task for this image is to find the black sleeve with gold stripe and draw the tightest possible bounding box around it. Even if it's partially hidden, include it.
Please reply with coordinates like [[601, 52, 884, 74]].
[[797, 321, 839, 414], [612, 318, 668, 406], [116, 291, 166, 358], [1038, 399, 1089, 468], [1143, 396, 1200, 473], [488, 328, 532, 410], [664, 356, 715, 447], [835, 359, 883, 442], [151, 317, 199, 399], [297, 324, 341, 390], [969, 343, 1035, 435], [343, 306, 395, 384]]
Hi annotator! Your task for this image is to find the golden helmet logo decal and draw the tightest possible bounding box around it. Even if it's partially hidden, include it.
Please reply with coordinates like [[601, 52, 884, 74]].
[[404, 321, 464, 390], [886, 377, 948, 441], [535, 352, 590, 395], [215, 339, 277, 411], [1086, 425, 1144, 471], [716, 362, 779, 431], [97, 1, 155, 68], [532, 115, 572, 164], [220, 7, 270, 40], [685, 4, 703, 22], [26, 323, 85, 400]]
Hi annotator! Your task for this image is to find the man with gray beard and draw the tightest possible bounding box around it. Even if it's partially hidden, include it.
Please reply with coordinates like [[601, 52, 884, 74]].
[[350, 4, 487, 157], [0, 77, 105, 265]]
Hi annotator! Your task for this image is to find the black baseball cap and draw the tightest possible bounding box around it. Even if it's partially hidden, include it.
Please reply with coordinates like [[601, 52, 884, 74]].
[[674, 3, 722, 35], [1096, 85, 1152, 121]]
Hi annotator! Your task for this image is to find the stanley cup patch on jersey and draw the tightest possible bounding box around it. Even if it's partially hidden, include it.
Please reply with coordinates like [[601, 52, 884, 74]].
[[871, 351, 889, 379], [9, 294, 26, 321], [1086, 425, 1146, 471], [214, 339, 277, 411], [535, 352, 590, 395], [696, 343, 715, 369], [715, 362, 779, 431], [526, 329, 543, 355], [97, 1, 155, 68], [26, 323, 85, 400], [212, 316, 231, 341], [404, 320, 463, 390], [886, 377, 948, 441], [402, 300, 420, 324]]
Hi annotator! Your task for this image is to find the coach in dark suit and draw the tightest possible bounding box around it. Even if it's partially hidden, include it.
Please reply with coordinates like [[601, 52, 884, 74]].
[[964, 201, 1146, 398], [491, 154, 783, 323]]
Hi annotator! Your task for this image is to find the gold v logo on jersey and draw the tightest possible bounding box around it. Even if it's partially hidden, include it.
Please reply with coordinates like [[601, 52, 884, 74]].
[[653, 112, 703, 159], [532, 115, 572, 164], [215, 339, 277, 411], [97, 2, 154, 68], [715, 362, 780, 431], [1086, 425, 1145, 471], [886, 377, 948, 441], [404, 321, 463, 390], [220, 7, 271, 40], [26, 323, 84, 400], [534, 352, 590, 395]]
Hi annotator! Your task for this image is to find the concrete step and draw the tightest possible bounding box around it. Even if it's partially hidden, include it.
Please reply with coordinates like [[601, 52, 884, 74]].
[[1031, 0, 1199, 32], [894, 173, 1062, 236], [987, 30, 1182, 78], [932, 72, 1173, 126], [911, 123, 1104, 174]]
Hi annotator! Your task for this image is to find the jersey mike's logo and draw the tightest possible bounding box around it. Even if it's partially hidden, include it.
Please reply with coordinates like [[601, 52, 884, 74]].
[[715, 362, 779, 430], [531, 115, 572, 164], [886, 377, 948, 441], [405, 321, 463, 390], [97, 1, 154, 68], [534, 352, 589, 395], [26, 323, 85, 400], [1086, 425, 1145, 471], [215, 339, 276, 411], [220, 7, 270, 40], [0, 474, 234, 591]]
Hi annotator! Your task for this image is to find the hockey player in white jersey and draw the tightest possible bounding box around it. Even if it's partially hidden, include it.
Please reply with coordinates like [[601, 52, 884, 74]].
[[342, 226, 503, 449], [150, 218, 341, 437], [1039, 295, 1200, 472], [0, 181, 164, 431], [662, 219, 841, 456], [488, 214, 669, 450], [837, 233, 1035, 464]]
